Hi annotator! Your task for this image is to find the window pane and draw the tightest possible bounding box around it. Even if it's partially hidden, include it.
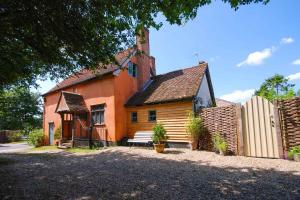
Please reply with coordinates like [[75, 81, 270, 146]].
[[128, 61, 133, 75], [96, 112, 100, 123], [132, 65, 137, 77], [148, 110, 156, 121], [131, 112, 137, 122], [100, 111, 104, 124], [92, 113, 96, 123], [92, 104, 104, 111]]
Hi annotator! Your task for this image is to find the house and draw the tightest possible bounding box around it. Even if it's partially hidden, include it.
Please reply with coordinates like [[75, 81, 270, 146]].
[[215, 98, 237, 107], [42, 29, 215, 147]]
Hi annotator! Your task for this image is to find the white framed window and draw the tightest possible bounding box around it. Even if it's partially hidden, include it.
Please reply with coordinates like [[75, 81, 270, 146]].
[[148, 110, 156, 122], [131, 112, 138, 123], [91, 104, 105, 125], [128, 61, 137, 77]]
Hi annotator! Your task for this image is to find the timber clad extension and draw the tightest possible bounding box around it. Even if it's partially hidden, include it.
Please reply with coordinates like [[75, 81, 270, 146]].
[[43, 29, 215, 146], [127, 102, 193, 142]]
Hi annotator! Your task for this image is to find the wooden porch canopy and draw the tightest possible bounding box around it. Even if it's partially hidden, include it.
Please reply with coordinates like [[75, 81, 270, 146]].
[[55, 91, 88, 114], [55, 91, 88, 147]]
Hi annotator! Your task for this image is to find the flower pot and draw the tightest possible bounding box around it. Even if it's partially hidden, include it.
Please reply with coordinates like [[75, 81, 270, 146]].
[[294, 154, 300, 162], [154, 143, 165, 153], [189, 139, 198, 150], [55, 140, 59, 146]]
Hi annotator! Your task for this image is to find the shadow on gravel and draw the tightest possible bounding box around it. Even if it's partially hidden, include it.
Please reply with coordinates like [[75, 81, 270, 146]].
[[0, 150, 299, 200], [162, 150, 184, 154]]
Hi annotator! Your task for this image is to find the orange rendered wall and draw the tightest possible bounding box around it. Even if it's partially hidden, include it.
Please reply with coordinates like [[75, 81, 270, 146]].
[[43, 75, 116, 144], [114, 69, 138, 141]]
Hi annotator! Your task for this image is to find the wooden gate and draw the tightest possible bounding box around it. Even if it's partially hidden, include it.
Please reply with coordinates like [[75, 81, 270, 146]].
[[242, 96, 283, 158]]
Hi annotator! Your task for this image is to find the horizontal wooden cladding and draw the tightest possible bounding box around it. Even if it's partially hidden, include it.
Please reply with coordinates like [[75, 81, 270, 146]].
[[127, 101, 193, 142]]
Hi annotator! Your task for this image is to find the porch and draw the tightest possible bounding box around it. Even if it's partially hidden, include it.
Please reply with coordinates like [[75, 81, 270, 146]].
[[55, 91, 107, 148]]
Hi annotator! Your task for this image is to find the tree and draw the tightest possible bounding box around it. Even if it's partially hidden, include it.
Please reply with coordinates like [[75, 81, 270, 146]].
[[297, 89, 300, 97], [255, 74, 296, 101], [0, 0, 270, 87], [0, 86, 42, 133]]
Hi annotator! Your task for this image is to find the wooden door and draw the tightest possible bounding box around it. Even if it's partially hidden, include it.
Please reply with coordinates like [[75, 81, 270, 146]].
[[242, 96, 281, 158]]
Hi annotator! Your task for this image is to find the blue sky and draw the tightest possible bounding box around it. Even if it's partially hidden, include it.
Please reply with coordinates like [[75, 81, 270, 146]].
[[38, 0, 300, 103]]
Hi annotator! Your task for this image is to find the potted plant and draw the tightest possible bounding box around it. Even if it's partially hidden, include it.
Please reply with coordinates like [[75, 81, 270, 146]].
[[152, 123, 168, 153], [288, 146, 300, 161], [54, 126, 62, 146], [185, 112, 203, 150], [212, 132, 228, 155], [294, 152, 300, 162]]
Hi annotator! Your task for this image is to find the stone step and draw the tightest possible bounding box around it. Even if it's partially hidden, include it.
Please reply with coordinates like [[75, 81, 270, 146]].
[[58, 142, 72, 149]]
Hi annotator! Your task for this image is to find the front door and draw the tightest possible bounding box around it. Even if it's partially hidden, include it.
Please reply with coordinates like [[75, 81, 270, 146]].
[[49, 122, 54, 145]]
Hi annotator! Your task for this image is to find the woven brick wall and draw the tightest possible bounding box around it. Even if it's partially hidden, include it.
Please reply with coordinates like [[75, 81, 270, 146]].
[[199, 105, 240, 154], [277, 97, 300, 151]]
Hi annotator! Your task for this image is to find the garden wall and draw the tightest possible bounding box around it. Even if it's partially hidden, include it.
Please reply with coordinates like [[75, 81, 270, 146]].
[[0, 130, 20, 143], [199, 105, 242, 155], [277, 97, 300, 151]]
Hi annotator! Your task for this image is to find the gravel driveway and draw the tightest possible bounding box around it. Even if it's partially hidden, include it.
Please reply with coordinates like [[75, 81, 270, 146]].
[[0, 147, 299, 200]]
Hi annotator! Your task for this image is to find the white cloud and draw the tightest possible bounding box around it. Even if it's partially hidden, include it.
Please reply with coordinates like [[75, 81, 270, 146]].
[[237, 47, 275, 67], [281, 37, 294, 44], [292, 59, 300, 65], [286, 72, 300, 81], [220, 89, 255, 103]]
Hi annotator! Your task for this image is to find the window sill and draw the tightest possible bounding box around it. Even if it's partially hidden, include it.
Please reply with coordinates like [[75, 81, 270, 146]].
[[94, 123, 105, 126]]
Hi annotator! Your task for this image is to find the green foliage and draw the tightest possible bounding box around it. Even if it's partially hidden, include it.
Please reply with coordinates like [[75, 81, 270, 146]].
[[255, 74, 296, 101], [7, 132, 23, 142], [212, 132, 227, 153], [288, 146, 300, 159], [0, 86, 42, 131], [297, 89, 300, 97], [185, 112, 203, 140], [0, 0, 269, 87], [27, 129, 44, 147], [54, 126, 62, 140], [152, 123, 167, 144]]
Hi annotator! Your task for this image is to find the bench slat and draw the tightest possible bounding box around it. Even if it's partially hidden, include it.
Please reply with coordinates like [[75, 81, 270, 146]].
[[128, 131, 154, 145]]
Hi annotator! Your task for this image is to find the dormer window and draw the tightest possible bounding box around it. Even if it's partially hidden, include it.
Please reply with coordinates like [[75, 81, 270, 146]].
[[128, 61, 137, 77]]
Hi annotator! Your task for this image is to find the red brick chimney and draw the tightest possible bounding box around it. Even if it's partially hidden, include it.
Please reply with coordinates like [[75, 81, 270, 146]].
[[136, 28, 150, 55], [135, 28, 156, 90]]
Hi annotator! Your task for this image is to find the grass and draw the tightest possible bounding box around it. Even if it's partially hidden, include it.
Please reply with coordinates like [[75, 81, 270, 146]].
[[29, 145, 59, 151], [65, 147, 99, 153], [9, 139, 27, 144], [27, 145, 103, 154], [65, 147, 101, 153]]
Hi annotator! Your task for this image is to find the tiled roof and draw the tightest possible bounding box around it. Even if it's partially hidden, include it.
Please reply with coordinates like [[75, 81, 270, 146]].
[[125, 63, 208, 106], [216, 98, 237, 107], [44, 48, 135, 95], [56, 91, 88, 113]]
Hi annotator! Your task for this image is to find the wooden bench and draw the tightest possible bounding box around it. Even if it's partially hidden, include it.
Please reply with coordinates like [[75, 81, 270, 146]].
[[127, 131, 153, 147]]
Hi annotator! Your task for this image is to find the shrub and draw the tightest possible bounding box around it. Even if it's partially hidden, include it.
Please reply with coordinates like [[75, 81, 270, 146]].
[[27, 129, 44, 147], [152, 123, 167, 144], [185, 112, 203, 140], [54, 125, 62, 140], [7, 132, 23, 142], [212, 132, 227, 153], [288, 146, 300, 159]]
